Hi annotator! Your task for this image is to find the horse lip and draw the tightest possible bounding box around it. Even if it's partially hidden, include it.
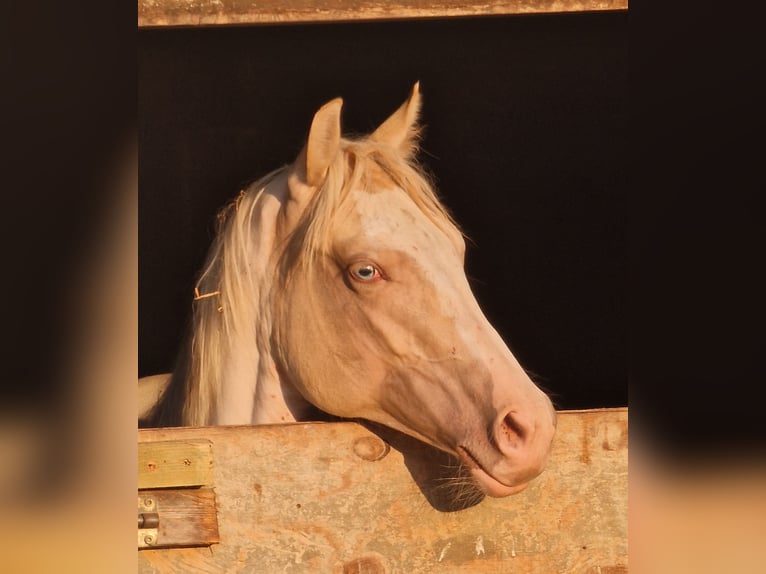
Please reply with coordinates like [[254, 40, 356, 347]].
[[456, 445, 529, 497]]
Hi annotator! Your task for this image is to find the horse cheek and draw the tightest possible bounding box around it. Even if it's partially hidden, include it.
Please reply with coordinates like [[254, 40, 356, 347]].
[[277, 272, 377, 417]]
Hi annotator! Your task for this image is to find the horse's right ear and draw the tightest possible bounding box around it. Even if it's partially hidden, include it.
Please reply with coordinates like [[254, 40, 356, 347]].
[[284, 98, 342, 230], [301, 97, 343, 188]]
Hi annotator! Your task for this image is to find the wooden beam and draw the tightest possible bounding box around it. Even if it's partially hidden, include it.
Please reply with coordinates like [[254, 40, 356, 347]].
[[138, 0, 628, 28], [138, 408, 627, 572]]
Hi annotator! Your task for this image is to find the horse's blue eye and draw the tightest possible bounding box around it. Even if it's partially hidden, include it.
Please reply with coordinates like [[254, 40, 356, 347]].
[[351, 264, 380, 282]]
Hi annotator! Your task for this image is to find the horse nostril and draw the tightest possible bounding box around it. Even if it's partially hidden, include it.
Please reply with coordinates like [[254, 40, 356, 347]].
[[497, 410, 527, 451]]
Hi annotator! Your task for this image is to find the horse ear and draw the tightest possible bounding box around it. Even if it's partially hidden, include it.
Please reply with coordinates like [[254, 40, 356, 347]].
[[370, 82, 422, 157], [304, 97, 343, 187]]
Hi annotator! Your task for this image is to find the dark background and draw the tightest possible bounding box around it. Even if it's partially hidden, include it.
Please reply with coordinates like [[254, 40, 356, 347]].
[[139, 12, 627, 410]]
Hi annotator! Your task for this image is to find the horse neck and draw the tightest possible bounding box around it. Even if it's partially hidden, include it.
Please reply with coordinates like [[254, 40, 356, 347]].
[[207, 172, 313, 425]]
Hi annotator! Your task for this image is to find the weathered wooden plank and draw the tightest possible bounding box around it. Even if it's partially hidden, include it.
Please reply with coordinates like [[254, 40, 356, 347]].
[[139, 488, 221, 548], [138, 408, 628, 573], [138, 0, 629, 28], [138, 440, 213, 489]]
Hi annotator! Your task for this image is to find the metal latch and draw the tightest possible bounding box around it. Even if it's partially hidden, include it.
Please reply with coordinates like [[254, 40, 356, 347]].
[[138, 495, 159, 548]]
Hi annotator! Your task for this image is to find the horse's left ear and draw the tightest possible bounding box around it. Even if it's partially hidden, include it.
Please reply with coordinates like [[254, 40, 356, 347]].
[[370, 82, 422, 158]]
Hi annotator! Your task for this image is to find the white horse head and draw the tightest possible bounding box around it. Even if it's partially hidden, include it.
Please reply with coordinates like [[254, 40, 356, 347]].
[[145, 84, 556, 497]]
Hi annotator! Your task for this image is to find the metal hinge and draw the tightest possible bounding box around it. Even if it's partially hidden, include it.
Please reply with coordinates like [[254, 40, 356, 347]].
[[138, 495, 159, 548]]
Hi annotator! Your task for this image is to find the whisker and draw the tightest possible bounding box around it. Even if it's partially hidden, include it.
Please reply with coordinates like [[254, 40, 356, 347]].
[[429, 457, 486, 509]]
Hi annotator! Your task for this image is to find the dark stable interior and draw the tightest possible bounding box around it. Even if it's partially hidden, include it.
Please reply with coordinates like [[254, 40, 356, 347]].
[[139, 11, 626, 411]]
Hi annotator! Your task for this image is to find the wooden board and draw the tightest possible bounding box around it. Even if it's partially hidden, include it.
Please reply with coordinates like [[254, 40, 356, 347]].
[[138, 439, 213, 489], [138, 408, 627, 573], [140, 488, 221, 548], [138, 0, 628, 28]]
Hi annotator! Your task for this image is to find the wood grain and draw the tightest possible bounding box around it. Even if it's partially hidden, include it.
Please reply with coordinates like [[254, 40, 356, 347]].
[[138, 0, 628, 28], [138, 408, 628, 573]]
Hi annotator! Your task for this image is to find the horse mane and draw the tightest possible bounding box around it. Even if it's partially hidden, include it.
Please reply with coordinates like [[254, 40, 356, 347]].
[[144, 167, 284, 427], [143, 136, 460, 428]]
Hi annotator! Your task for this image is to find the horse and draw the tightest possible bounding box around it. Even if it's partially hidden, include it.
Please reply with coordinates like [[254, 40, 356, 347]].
[[140, 83, 556, 498]]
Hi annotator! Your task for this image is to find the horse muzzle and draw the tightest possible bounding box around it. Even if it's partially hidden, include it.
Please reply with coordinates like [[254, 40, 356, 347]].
[[457, 396, 557, 497]]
